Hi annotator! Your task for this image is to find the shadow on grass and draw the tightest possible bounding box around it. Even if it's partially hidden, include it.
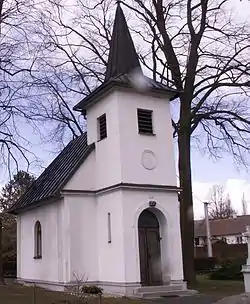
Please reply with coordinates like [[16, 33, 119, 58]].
[[192, 275, 245, 297]]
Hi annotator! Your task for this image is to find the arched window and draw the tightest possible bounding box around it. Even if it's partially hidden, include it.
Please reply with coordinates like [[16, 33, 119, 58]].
[[34, 221, 42, 259]]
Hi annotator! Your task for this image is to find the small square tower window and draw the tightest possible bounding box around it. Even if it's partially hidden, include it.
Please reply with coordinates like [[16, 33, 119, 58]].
[[98, 114, 107, 140], [137, 109, 153, 135]]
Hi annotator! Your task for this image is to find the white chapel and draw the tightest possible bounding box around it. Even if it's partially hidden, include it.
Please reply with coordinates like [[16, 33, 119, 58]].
[[9, 3, 186, 297]]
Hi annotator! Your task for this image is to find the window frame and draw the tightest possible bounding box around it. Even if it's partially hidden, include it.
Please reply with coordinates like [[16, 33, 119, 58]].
[[108, 213, 112, 243], [97, 113, 107, 141], [137, 108, 154, 135], [34, 221, 42, 259]]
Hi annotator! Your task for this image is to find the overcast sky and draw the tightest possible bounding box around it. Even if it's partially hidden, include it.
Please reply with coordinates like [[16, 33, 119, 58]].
[[190, 0, 250, 219], [1, 0, 250, 220]]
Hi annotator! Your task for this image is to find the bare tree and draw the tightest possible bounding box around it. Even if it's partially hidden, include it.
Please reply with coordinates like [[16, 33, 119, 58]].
[[22, 0, 250, 284], [23, 0, 109, 149], [0, 0, 44, 174], [208, 185, 236, 219], [0, 218, 4, 285]]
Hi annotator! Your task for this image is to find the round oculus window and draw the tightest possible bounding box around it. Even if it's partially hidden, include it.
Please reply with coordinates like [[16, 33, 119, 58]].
[[141, 150, 157, 170]]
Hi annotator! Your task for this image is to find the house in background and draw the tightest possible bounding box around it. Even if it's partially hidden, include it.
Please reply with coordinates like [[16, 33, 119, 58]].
[[8, 3, 187, 298], [194, 215, 250, 246]]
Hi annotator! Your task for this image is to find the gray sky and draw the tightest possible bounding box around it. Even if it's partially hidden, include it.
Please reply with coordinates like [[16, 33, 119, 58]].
[[183, 0, 250, 218], [190, 1, 250, 218]]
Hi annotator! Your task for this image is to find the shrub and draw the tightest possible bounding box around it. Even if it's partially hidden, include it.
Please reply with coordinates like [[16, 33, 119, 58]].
[[195, 257, 217, 273], [3, 260, 16, 277], [209, 259, 243, 281], [81, 285, 103, 294]]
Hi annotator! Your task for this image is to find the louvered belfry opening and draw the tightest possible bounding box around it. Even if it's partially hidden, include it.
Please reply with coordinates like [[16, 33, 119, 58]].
[[98, 114, 107, 140], [137, 109, 153, 134]]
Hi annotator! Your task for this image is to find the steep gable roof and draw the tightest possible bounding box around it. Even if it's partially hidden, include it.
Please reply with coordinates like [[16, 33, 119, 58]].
[[8, 133, 95, 214], [105, 2, 142, 81]]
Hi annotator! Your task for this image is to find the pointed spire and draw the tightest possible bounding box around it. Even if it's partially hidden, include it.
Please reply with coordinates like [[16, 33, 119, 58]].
[[105, 2, 142, 81]]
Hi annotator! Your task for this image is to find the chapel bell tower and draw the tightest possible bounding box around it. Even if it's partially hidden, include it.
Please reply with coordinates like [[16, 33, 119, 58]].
[[74, 2, 179, 191]]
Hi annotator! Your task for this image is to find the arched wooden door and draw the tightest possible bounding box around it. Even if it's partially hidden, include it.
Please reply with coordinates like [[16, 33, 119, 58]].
[[138, 209, 162, 286]]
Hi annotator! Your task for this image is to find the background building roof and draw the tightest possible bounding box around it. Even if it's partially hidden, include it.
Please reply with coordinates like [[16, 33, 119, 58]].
[[195, 215, 250, 237]]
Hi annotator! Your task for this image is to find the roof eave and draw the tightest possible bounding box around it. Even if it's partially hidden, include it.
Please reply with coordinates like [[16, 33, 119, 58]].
[[74, 81, 180, 115], [7, 194, 61, 215], [73, 81, 114, 113]]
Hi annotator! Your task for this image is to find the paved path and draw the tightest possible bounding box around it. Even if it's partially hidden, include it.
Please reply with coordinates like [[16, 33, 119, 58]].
[[215, 293, 250, 304], [152, 294, 222, 304]]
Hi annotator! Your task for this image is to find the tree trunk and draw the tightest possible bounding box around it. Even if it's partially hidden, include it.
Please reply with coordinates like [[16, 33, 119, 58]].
[[178, 128, 196, 286], [0, 217, 5, 285]]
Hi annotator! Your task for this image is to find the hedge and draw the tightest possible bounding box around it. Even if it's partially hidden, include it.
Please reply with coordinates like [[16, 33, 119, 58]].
[[195, 257, 217, 273], [3, 260, 16, 277], [209, 259, 244, 281]]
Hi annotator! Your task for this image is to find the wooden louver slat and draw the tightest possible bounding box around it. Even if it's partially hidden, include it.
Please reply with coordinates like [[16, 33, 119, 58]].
[[137, 109, 153, 134], [98, 114, 107, 140]]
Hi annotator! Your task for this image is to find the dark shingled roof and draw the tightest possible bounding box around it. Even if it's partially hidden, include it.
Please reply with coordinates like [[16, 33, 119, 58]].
[[105, 2, 142, 81], [8, 133, 95, 214]]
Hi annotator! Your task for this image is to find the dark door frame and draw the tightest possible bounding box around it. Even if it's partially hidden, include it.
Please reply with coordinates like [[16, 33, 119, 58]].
[[138, 209, 162, 286]]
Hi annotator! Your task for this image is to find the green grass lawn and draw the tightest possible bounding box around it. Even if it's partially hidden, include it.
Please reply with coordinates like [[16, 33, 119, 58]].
[[0, 276, 245, 304], [194, 275, 245, 297], [0, 283, 142, 304], [0, 283, 74, 304]]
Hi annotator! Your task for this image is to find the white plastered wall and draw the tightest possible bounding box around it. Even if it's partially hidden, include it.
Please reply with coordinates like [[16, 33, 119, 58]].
[[63, 150, 96, 191], [17, 200, 63, 283], [117, 90, 177, 186], [63, 194, 98, 283], [86, 92, 122, 189], [121, 189, 183, 284], [96, 190, 126, 283], [85, 89, 177, 190]]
